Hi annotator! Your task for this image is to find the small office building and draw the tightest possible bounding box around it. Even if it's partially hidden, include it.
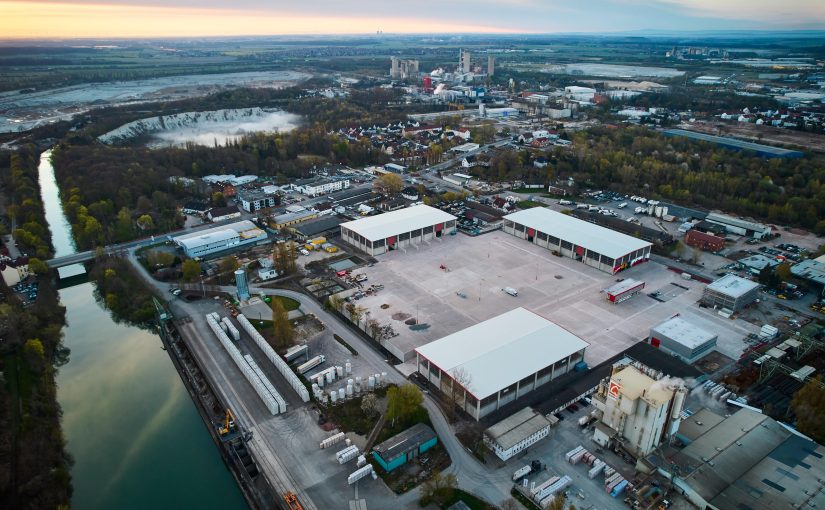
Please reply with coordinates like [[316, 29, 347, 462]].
[[484, 407, 554, 461], [649, 317, 718, 364], [340, 205, 456, 256], [372, 423, 437, 472], [702, 274, 760, 311]]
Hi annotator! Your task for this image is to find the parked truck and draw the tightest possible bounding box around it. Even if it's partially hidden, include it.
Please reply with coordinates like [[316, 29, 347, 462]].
[[297, 355, 326, 374], [284, 344, 308, 363], [502, 287, 518, 297], [512, 465, 532, 482]]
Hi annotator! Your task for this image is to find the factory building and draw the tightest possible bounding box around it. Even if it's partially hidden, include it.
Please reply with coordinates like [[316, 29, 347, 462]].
[[372, 423, 437, 472], [704, 212, 772, 239], [684, 229, 725, 252], [415, 307, 588, 421], [649, 317, 718, 363], [483, 407, 554, 461], [173, 220, 267, 258], [487, 55, 495, 76], [390, 57, 419, 80], [340, 205, 456, 256], [503, 208, 653, 274], [591, 365, 687, 458], [791, 259, 825, 298], [642, 408, 825, 510], [702, 274, 760, 311]]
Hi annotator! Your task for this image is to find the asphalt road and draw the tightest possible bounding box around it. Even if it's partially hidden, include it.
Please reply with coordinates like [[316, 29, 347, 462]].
[[125, 246, 515, 508]]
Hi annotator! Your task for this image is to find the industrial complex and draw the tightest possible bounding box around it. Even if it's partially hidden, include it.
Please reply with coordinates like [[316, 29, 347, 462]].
[[173, 220, 267, 258]]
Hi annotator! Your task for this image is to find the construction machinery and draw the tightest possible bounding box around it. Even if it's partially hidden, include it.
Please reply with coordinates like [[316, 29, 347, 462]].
[[283, 491, 304, 510], [218, 409, 237, 439]]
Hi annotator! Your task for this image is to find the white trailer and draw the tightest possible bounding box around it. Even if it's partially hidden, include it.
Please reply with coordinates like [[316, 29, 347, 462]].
[[512, 465, 532, 482], [348, 465, 374, 485], [297, 355, 326, 374]]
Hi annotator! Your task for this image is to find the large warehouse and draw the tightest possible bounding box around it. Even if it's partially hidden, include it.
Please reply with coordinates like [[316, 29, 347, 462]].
[[649, 317, 718, 363], [415, 307, 588, 421], [173, 220, 267, 258], [503, 208, 653, 274], [340, 205, 456, 256]]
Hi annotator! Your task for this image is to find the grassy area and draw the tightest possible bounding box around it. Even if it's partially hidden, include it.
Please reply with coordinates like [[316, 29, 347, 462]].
[[321, 385, 389, 434], [276, 296, 301, 311], [516, 200, 545, 209], [439, 489, 497, 510]]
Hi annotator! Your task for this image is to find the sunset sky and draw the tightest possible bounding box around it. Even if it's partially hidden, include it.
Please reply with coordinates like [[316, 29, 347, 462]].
[[1, 0, 823, 39]]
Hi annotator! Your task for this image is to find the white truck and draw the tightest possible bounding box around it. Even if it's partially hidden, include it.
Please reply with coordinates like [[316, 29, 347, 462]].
[[502, 287, 518, 297], [297, 355, 326, 374], [558, 199, 573, 206], [512, 465, 532, 482]]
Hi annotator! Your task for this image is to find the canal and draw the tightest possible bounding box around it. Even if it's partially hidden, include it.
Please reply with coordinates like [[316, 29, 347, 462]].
[[39, 150, 247, 510]]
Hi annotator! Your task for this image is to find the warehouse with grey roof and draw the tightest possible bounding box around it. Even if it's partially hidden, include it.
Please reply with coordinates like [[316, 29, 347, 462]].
[[503, 207, 652, 274]]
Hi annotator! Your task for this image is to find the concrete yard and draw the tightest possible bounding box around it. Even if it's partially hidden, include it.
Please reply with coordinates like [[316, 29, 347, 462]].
[[354, 230, 759, 365]]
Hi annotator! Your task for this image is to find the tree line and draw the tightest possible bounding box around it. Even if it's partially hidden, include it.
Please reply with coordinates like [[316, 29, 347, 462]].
[[0, 147, 53, 260]]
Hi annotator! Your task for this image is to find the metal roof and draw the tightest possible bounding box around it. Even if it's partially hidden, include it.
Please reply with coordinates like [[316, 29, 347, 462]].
[[706, 274, 760, 298], [791, 258, 825, 286], [174, 220, 259, 250], [651, 317, 717, 350], [505, 207, 652, 260], [484, 407, 552, 451], [415, 307, 589, 400], [340, 205, 456, 242], [372, 423, 435, 462], [705, 212, 771, 233]]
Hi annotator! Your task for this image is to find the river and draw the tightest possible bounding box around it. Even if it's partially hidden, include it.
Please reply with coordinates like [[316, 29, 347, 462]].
[[39, 150, 247, 510]]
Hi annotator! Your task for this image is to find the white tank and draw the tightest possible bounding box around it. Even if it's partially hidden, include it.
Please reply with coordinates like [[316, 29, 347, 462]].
[[374, 373, 381, 385], [345, 438, 352, 446], [336, 366, 344, 378], [317, 376, 324, 388], [312, 383, 319, 394], [347, 378, 354, 387], [345, 362, 352, 375], [368, 376, 376, 389], [381, 372, 387, 381], [338, 388, 345, 400], [330, 390, 338, 403], [325, 371, 333, 384], [347, 384, 354, 397]]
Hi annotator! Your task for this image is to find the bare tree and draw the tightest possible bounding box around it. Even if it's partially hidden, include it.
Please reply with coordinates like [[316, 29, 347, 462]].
[[360, 393, 379, 417], [446, 367, 473, 423]]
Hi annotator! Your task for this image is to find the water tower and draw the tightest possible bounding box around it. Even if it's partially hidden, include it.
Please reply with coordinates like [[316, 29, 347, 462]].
[[234, 269, 250, 301]]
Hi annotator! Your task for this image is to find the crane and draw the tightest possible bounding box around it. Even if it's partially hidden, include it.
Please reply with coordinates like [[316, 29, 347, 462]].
[[283, 491, 304, 510]]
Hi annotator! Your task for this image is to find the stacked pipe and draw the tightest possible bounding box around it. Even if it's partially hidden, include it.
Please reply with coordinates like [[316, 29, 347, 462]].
[[336, 445, 359, 464], [205, 314, 281, 415], [537, 476, 572, 506], [244, 354, 287, 413], [237, 314, 310, 402], [319, 432, 345, 449]]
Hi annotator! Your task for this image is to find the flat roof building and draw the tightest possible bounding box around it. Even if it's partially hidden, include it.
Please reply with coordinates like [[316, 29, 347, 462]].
[[340, 205, 457, 256], [415, 307, 588, 421], [649, 317, 718, 364], [504, 208, 653, 274], [702, 274, 760, 311], [372, 423, 437, 473], [173, 220, 267, 258], [237, 188, 278, 212], [484, 407, 554, 461]]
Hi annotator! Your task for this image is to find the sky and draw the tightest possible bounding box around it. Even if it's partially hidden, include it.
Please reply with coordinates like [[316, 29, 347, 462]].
[[1, 0, 823, 39]]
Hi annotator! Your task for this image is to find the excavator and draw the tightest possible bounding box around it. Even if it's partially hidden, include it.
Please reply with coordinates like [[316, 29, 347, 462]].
[[218, 408, 236, 437], [283, 491, 304, 510]]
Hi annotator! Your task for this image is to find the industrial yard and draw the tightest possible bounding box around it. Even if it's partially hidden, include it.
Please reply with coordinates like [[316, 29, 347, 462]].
[[350, 230, 760, 368]]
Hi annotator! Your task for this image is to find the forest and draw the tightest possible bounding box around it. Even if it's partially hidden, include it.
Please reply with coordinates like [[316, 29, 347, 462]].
[[0, 147, 54, 260], [0, 150, 71, 509], [471, 126, 825, 233]]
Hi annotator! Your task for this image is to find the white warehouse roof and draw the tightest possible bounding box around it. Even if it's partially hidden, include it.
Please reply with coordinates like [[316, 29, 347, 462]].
[[174, 220, 259, 250], [504, 208, 652, 260], [415, 307, 588, 400], [340, 205, 456, 242], [651, 317, 717, 350], [706, 274, 760, 298]]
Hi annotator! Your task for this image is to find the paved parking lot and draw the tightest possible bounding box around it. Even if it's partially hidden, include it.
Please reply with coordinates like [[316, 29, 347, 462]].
[[354, 230, 759, 365]]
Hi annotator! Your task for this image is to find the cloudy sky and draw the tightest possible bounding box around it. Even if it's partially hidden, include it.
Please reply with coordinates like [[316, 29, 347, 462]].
[[1, 0, 823, 38]]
